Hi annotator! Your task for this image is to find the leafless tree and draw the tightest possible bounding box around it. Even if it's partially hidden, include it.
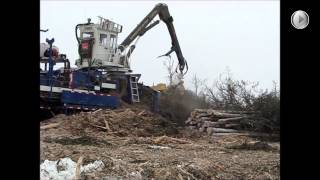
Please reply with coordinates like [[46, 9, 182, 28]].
[[163, 57, 176, 86], [191, 73, 207, 96], [204, 71, 260, 110]]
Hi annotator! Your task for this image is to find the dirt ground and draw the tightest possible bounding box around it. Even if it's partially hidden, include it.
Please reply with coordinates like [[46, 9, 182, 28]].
[[40, 107, 280, 180]]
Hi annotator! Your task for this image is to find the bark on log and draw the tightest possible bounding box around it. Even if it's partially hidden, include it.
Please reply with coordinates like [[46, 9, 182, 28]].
[[202, 121, 226, 127], [185, 117, 192, 124], [213, 112, 242, 118], [195, 113, 212, 119], [212, 128, 239, 133], [197, 123, 203, 128], [218, 117, 244, 122], [194, 109, 208, 113], [225, 123, 241, 128], [220, 110, 256, 114], [200, 117, 212, 121], [207, 127, 214, 136], [188, 121, 198, 125], [199, 127, 206, 133]]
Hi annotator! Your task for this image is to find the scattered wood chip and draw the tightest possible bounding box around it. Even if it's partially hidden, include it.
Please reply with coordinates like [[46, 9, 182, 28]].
[[40, 123, 61, 130], [89, 124, 108, 130], [104, 119, 111, 132], [92, 108, 102, 114], [153, 136, 191, 145], [148, 145, 171, 150], [74, 156, 84, 180], [138, 110, 145, 116]]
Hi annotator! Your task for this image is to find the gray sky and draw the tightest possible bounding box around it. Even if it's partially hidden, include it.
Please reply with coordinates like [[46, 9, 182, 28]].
[[40, 0, 279, 91]]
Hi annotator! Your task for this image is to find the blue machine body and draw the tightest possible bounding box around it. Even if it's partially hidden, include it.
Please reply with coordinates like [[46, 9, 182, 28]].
[[69, 70, 102, 90], [40, 38, 128, 112], [61, 91, 119, 109]]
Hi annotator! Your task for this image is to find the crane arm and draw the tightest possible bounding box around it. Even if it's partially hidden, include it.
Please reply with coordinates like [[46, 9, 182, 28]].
[[118, 3, 188, 74]]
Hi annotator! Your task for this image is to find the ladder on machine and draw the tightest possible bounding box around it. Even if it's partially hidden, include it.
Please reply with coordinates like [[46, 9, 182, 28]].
[[130, 75, 140, 103]]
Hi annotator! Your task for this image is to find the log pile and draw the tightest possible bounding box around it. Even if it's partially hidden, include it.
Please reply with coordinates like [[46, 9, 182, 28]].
[[185, 109, 256, 135]]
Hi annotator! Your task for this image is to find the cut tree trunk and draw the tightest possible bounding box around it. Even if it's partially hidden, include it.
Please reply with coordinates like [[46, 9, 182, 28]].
[[220, 110, 256, 114], [225, 123, 241, 128], [188, 121, 198, 125], [185, 117, 192, 124], [212, 128, 239, 133], [203, 121, 227, 127], [212, 112, 242, 118], [200, 117, 213, 121], [218, 117, 244, 122], [199, 127, 206, 133]]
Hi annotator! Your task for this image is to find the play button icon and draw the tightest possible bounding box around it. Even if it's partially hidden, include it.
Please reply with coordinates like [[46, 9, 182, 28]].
[[291, 10, 309, 29], [299, 16, 304, 23]]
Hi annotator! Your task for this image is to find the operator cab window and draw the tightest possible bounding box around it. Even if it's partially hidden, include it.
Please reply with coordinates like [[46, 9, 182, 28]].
[[99, 34, 108, 46], [82, 32, 94, 39], [109, 34, 117, 49]]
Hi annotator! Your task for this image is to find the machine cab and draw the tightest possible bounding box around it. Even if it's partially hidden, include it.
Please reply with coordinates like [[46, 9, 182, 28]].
[[76, 17, 128, 70]]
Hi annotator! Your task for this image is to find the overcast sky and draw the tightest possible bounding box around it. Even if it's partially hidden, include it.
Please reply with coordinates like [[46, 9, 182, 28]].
[[40, 0, 279, 91]]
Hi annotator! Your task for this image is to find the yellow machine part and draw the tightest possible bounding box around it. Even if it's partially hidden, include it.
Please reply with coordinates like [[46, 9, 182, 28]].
[[151, 83, 167, 92]]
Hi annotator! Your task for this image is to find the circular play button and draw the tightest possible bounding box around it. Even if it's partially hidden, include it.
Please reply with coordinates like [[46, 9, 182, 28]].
[[291, 10, 309, 29]]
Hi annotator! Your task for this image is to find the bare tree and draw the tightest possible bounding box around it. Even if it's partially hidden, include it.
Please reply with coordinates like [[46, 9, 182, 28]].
[[163, 57, 176, 86], [191, 73, 206, 96], [204, 70, 260, 110]]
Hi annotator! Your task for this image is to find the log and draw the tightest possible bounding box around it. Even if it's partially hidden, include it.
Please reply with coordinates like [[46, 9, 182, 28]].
[[220, 110, 256, 114], [213, 112, 242, 118], [218, 117, 244, 122], [188, 126, 197, 130], [40, 123, 60, 130], [185, 117, 192, 124], [190, 111, 198, 119], [225, 123, 241, 128], [189, 121, 198, 125], [202, 121, 226, 127], [200, 117, 212, 121], [195, 113, 211, 119], [207, 127, 214, 136], [74, 156, 84, 180], [199, 127, 206, 133], [194, 109, 209, 113], [212, 128, 239, 133]]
